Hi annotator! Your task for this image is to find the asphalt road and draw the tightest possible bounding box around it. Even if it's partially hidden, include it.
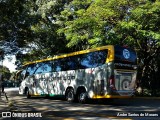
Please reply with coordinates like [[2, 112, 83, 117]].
[[0, 89, 160, 120]]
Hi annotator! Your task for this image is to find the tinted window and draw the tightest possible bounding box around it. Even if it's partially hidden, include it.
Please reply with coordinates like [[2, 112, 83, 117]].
[[25, 50, 108, 73], [52, 58, 75, 71], [53, 60, 62, 72], [51, 50, 108, 71], [67, 57, 77, 70], [35, 62, 52, 74], [80, 50, 108, 68], [26, 64, 37, 75]]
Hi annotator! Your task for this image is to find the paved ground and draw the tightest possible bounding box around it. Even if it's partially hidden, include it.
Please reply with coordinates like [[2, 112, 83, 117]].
[[0, 88, 160, 120]]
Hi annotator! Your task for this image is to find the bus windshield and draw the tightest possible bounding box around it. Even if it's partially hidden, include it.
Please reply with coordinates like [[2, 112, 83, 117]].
[[114, 45, 137, 69]]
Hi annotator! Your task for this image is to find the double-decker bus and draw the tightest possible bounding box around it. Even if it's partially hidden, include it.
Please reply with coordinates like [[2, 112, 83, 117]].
[[19, 45, 137, 103]]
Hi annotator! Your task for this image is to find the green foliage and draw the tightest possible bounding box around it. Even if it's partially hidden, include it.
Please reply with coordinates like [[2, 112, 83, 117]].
[[26, 0, 73, 60], [0, 0, 36, 54], [58, 0, 140, 48], [0, 65, 11, 80]]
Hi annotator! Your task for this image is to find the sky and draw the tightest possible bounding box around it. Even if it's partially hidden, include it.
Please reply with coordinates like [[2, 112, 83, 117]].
[[2, 55, 16, 72]]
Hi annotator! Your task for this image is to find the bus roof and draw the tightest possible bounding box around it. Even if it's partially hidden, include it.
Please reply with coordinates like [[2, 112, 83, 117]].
[[23, 45, 114, 66]]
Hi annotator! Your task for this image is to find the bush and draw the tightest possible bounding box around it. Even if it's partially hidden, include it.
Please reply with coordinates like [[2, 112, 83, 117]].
[[135, 87, 160, 97]]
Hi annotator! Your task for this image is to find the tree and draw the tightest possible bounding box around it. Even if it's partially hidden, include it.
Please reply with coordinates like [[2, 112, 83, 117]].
[[58, 0, 138, 49], [0, 0, 36, 55], [0, 0, 70, 63], [27, 0, 74, 60], [132, 1, 160, 95], [0, 65, 11, 80], [58, 0, 160, 95]]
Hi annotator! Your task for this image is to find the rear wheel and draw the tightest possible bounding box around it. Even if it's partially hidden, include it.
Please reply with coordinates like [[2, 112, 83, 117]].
[[26, 88, 31, 99], [65, 89, 75, 103], [78, 89, 87, 103]]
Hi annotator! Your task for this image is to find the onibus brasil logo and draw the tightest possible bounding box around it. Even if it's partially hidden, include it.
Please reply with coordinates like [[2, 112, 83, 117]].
[[2, 112, 42, 118]]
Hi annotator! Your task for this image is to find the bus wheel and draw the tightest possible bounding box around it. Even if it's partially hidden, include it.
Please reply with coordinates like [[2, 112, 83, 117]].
[[78, 89, 87, 103], [26, 88, 31, 99], [66, 89, 75, 103]]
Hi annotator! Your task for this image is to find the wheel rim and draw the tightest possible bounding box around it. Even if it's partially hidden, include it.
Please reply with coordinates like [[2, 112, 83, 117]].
[[67, 90, 74, 101], [79, 92, 86, 103]]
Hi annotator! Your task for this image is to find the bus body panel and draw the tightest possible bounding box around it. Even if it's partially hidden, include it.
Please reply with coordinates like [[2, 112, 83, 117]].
[[18, 45, 137, 101], [114, 70, 137, 96]]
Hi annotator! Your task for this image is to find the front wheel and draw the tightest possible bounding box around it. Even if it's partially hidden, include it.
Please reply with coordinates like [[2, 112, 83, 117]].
[[78, 89, 88, 103], [65, 89, 75, 103]]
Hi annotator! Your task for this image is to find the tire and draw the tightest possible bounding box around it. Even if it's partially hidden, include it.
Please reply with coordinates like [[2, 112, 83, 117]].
[[26, 88, 31, 99], [24, 87, 28, 95], [65, 89, 75, 103], [78, 89, 87, 103]]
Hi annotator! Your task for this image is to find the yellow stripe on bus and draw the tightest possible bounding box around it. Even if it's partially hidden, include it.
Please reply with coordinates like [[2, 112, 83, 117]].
[[23, 45, 114, 66], [92, 95, 133, 99]]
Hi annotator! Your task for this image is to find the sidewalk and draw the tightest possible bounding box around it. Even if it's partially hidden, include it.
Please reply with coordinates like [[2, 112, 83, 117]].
[[0, 87, 19, 112], [0, 93, 9, 112], [0, 92, 160, 120]]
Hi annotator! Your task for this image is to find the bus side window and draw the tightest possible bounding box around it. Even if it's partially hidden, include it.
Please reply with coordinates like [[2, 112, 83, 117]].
[[52, 61, 56, 72], [40, 62, 52, 73], [60, 58, 68, 71], [53, 60, 62, 72], [45, 62, 52, 73], [33, 62, 52, 74], [26, 64, 37, 76], [56, 65, 61, 71], [66, 57, 77, 70], [34, 63, 43, 74], [80, 50, 108, 68]]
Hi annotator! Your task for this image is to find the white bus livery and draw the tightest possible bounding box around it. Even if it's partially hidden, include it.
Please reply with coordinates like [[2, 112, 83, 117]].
[[19, 45, 137, 103]]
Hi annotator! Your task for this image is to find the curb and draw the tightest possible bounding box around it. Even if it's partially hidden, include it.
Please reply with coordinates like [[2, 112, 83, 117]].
[[134, 97, 160, 99]]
